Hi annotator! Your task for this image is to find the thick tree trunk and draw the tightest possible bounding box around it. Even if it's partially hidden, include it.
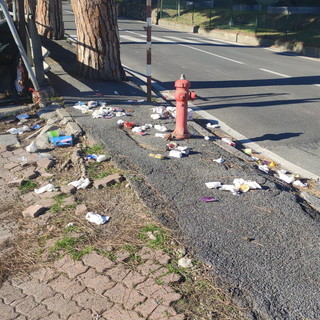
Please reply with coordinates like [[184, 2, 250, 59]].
[[24, 0, 37, 16], [71, 0, 125, 81], [35, 0, 64, 39]]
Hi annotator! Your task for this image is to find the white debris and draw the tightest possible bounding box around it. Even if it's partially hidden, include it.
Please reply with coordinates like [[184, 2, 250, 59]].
[[219, 184, 239, 195], [205, 181, 222, 189], [154, 125, 167, 132], [204, 136, 210, 141], [187, 108, 194, 120], [7, 126, 30, 135], [155, 133, 166, 138], [258, 164, 269, 173], [73, 104, 90, 113], [152, 106, 165, 114], [34, 184, 58, 194], [293, 180, 308, 187], [117, 119, 124, 125], [150, 114, 161, 120], [250, 156, 259, 161], [87, 100, 98, 108], [213, 157, 225, 164], [233, 178, 262, 192], [85, 212, 110, 225], [137, 99, 145, 103], [147, 231, 157, 240], [68, 177, 91, 189], [169, 150, 183, 158], [26, 141, 38, 153], [115, 112, 126, 117], [132, 126, 144, 133], [95, 155, 109, 163], [176, 146, 190, 155], [114, 91, 119, 95], [178, 257, 193, 268], [277, 170, 295, 184], [221, 137, 235, 146]]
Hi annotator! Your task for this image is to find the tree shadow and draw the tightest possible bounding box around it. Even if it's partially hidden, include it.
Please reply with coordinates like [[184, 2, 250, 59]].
[[237, 132, 303, 144]]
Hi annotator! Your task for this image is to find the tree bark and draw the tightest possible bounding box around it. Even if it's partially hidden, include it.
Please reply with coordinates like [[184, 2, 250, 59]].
[[71, 0, 125, 81], [24, 0, 37, 16], [35, 0, 64, 39]]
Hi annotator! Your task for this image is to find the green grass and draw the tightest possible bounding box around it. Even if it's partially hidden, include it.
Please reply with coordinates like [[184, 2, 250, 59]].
[[50, 194, 68, 213], [86, 162, 118, 180], [50, 235, 93, 260], [83, 144, 105, 155], [18, 180, 38, 194], [138, 224, 168, 250]]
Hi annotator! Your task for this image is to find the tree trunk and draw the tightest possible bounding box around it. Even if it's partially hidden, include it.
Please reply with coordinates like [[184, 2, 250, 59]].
[[71, 0, 125, 81], [24, 0, 37, 16], [36, 0, 64, 39]]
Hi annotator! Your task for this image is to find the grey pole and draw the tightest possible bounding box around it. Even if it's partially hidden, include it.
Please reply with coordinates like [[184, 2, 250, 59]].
[[0, 0, 41, 94]]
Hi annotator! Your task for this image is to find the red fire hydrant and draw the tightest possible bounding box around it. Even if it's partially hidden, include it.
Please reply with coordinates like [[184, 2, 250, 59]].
[[172, 74, 196, 139]]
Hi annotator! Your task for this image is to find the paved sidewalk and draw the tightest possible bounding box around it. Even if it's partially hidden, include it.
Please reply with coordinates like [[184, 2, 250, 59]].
[[0, 250, 184, 320]]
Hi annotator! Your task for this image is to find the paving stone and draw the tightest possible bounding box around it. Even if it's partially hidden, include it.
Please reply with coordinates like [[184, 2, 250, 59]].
[[149, 305, 177, 320], [56, 108, 71, 120], [75, 204, 87, 216], [102, 304, 141, 320], [72, 290, 113, 313], [82, 252, 115, 272], [21, 168, 39, 180], [150, 267, 168, 279], [94, 173, 125, 189], [54, 254, 89, 279], [138, 247, 154, 260], [17, 278, 55, 303], [115, 251, 131, 262], [38, 191, 61, 199], [107, 265, 130, 282], [22, 205, 48, 218], [10, 274, 32, 287], [12, 295, 37, 314], [42, 293, 81, 318], [0, 170, 15, 182], [38, 312, 60, 320], [35, 198, 56, 208], [37, 158, 55, 170], [134, 298, 158, 318], [30, 267, 57, 284], [135, 278, 163, 297], [0, 299, 18, 320], [62, 196, 75, 207], [9, 166, 24, 174], [26, 303, 52, 319], [65, 121, 82, 137], [19, 192, 37, 203], [137, 260, 162, 276], [154, 249, 171, 265], [15, 316, 27, 320], [49, 275, 85, 300], [103, 283, 128, 304], [122, 270, 146, 289], [8, 178, 25, 188], [60, 184, 76, 195], [0, 281, 26, 304], [68, 309, 94, 320], [169, 315, 186, 320], [78, 268, 115, 295], [122, 289, 146, 310], [160, 272, 182, 284]]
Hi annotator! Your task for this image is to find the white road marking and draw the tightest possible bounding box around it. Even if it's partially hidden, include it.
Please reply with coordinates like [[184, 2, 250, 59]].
[[63, 10, 74, 14], [259, 68, 290, 78], [179, 44, 244, 64], [120, 35, 144, 42], [300, 56, 320, 62], [165, 35, 202, 43], [187, 37, 222, 45], [314, 84, 320, 87]]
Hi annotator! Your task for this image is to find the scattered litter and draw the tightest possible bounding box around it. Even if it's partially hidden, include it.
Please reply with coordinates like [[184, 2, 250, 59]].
[[219, 185, 239, 195], [31, 124, 41, 130], [47, 130, 59, 138], [137, 99, 145, 103], [233, 178, 262, 192], [16, 114, 29, 120], [34, 184, 58, 194], [277, 170, 295, 184], [178, 257, 193, 268], [150, 114, 161, 120], [86, 154, 109, 163], [169, 150, 183, 158], [114, 91, 119, 95], [153, 106, 165, 114], [65, 222, 74, 228], [213, 157, 225, 164], [26, 141, 38, 153], [244, 148, 252, 155], [7, 126, 30, 135], [154, 125, 167, 132], [149, 153, 164, 160], [201, 196, 218, 202], [258, 164, 269, 173], [18, 118, 28, 124], [123, 121, 135, 129], [147, 231, 157, 240], [127, 99, 134, 103], [205, 182, 222, 189], [221, 137, 235, 146], [206, 123, 220, 129], [50, 136, 73, 147], [132, 126, 144, 133], [250, 156, 259, 161], [293, 180, 308, 187], [187, 108, 193, 120], [68, 177, 91, 189], [176, 146, 190, 155], [117, 119, 124, 126], [85, 212, 110, 225], [204, 136, 210, 141], [88, 100, 98, 108], [155, 133, 166, 138]]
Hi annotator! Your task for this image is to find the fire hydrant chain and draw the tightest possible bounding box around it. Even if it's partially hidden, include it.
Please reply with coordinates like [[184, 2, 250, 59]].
[[172, 74, 197, 139]]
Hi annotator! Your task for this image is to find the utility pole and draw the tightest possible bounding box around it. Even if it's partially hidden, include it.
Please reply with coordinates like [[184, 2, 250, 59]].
[[146, 0, 152, 102]]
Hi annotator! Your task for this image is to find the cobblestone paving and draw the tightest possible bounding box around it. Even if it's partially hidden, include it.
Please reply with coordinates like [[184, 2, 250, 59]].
[[0, 249, 185, 320]]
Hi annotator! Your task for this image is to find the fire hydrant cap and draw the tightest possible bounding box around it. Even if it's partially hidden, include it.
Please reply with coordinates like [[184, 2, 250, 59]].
[[175, 79, 191, 89]]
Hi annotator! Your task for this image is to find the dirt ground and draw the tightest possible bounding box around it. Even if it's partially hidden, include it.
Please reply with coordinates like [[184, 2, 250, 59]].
[[0, 109, 247, 320]]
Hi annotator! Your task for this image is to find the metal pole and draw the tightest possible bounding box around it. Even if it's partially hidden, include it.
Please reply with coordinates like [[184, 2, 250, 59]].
[[0, 0, 42, 94], [146, 0, 152, 102]]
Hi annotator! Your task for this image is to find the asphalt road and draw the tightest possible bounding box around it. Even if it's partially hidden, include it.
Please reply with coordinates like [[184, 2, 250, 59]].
[[62, 1, 320, 179]]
